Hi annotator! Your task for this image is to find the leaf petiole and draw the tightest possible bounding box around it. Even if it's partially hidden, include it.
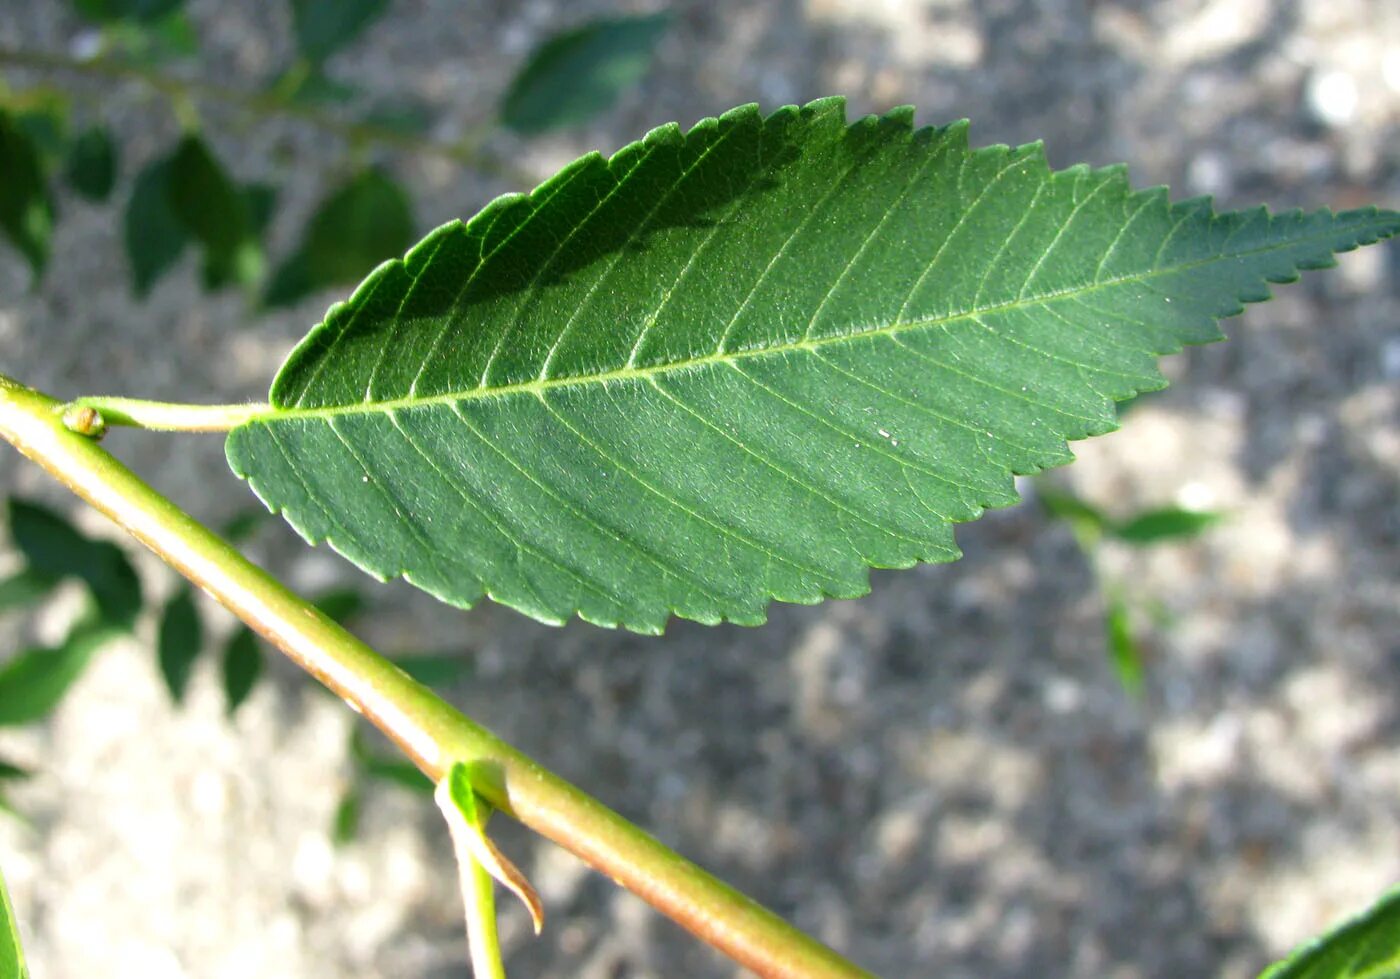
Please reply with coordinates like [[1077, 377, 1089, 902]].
[[61, 397, 269, 433]]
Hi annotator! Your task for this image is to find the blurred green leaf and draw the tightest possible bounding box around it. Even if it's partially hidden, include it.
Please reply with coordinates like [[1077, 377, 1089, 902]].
[[350, 728, 431, 794], [0, 110, 55, 279], [265, 168, 413, 307], [0, 569, 59, 616], [274, 65, 361, 105], [64, 126, 119, 202], [10, 95, 70, 167], [124, 154, 188, 296], [100, 10, 199, 62], [0, 622, 117, 726], [0, 861, 28, 979], [313, 588, 365, 625], [7, 499, 141, 628], [393, 653, 472, 689], [221, 509, 268, 544], [242, 182, 278, 239], [290, 0, 389, 65], [1105, 592, 1144, 696], [0, 760, 30, 782], [221, 627, 263, 714], [1112, 506, 1223, 545], [501, 13, 671, 134], [332, 787, 361, 844], [166, 134, 260, 289], [157, 588, 202, 703], [72, 0, 185, 23], [1260, 884, 1400, 979], [360, 98, 434, 136]]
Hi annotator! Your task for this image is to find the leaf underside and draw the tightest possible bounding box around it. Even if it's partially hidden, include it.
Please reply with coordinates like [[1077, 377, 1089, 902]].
[[226, 97, 1400, 634]]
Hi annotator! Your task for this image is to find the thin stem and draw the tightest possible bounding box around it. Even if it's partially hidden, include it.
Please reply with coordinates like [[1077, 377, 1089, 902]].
[[67, 396, 269, 433], [0, 373, 873, 979], [0, 45, 528, 184], [465, 856, 506, 979]]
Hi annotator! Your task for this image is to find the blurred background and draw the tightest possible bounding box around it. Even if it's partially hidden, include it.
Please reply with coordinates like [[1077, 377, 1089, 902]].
[[0, 1, 1397, 976]]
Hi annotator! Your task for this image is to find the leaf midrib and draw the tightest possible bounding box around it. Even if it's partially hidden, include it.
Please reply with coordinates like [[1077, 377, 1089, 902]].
[[259, 216, 1354, 424]]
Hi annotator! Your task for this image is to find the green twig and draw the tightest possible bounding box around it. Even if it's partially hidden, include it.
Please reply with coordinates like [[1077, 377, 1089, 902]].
[[0, 373, 873, 979]]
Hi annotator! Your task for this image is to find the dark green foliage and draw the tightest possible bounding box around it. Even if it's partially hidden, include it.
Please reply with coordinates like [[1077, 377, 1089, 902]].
[[221, 509, 268, 544], [1260, 885, 1400, 979], [228, 98, 1400, 633], [63, 127, 118, 202], [289, 0, 389, 65], [221, 627, 262, 713], [0, 622, 117, 726], [332, 788, 361, 844], [156, 587, 202, 703], [392, 652, 472, 689], [0, 110, 55, 279], [124, 155, 189, 296], [265, 169, 414, 308], [71, 0, 184, 24], [0, 569, 59, 616], [7, 499, 141, 628], [501, 13, 670, 134], [166, 135, 261, 289], [313, 587, 365, 624], [1113, 506, 1222, 544]]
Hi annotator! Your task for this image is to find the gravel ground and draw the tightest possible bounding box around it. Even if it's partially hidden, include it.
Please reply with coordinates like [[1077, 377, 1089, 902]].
[[1, 1, 1398, 977]]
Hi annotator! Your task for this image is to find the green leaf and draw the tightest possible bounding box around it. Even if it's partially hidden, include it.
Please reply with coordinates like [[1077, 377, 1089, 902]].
[[225, 99, 1400, 634], [7, 498, 141, 628], [220, 627, 262, 713], [1112, 505, 1223, 544], [393, 652, 472, 688], [63, 126, 119, 202], [124, 154, 188, 297], [265, 168, 414, 308], [0, 862, 27, 979], [289, 0, 388, 65], [501, 13, 670, 134], [0, 622, 116, 726], [165, 134, 260, 289], [349, 728, 431, 793], [331, 787, 361, 844], [221, 508, 268, 544], [1105, 591, 1144, 695], [0, 760, 30, 782], [1260, 885, 1400, 979], [99, 10, 199, 62], [71, 0, 184, 24], [0, 569, 59, 616], [156, 587, 202, 703], [313, 587, 364, 624], [0, 110, 55, 279]]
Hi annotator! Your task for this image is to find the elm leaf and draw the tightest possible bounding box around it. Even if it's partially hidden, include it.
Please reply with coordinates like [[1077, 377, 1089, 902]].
[[221, 627, 262, 714], [264, 169, 414, 308], [289, 0, 388, 65], [0, 110, 54, 279], [125, 154, 189, 297], [226, 99, 1400, 634], [1260, 885, 1400, 979], [64, 126, 118, 202], [7, 498, 141, 628], [0, 622, 117, 726], [501, 13, 671, 134], [157, 587, 202, 703]]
